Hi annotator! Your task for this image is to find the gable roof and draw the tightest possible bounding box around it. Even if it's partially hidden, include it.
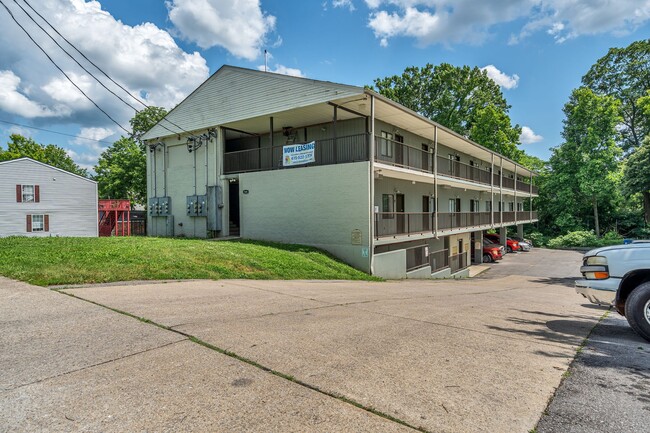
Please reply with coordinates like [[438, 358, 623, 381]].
[[142, 65, 365, 140], [0, 157, 96, 184]]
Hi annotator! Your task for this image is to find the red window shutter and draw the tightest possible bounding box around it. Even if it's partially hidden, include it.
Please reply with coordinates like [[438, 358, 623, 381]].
[[44, 215, 49, 232], [34, 185, 40, 203], [16, 184, 22, 202], [26, 215, 32, 232]]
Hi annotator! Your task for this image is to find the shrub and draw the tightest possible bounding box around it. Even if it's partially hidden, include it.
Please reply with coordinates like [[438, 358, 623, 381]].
[[525, 231, 548, 247], [547, 230, 624, 249]]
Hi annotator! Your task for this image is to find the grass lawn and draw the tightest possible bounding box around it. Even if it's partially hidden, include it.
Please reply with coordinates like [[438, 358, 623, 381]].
[[0, 237, 378, 286]]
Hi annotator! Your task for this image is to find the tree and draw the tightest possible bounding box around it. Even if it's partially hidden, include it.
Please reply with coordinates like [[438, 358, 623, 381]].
[[544, 88, 622, 237], [582, 39, 650, 152], [623, 136, 650, 223], [94, 137, 146, 205], [372, 63, 523, 157], [0, 134, 88, 177], [93, 107, 168, 206]]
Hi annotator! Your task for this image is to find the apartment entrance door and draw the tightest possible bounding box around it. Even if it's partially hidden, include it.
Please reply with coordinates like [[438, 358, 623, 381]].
[[396, 193, 405, 234], [228, 182, 240, 237]]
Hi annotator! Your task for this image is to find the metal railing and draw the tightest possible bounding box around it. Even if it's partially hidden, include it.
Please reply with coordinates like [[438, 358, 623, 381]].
[[375, 212, 433, 237], [406, 245, 429, 271], [430, 248, 449, 272], [437, 212, 491, 231], [437, 156, 492, 185], [450, 252, 468, 273], [502, 211, 516, 223], [224, 133, 369, 174], [375, 136, 431, 173]]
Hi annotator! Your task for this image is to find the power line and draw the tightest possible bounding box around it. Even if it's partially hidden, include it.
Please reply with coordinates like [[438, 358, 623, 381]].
[[19, 0, 195, 139], [0, 119, 114, 144], [0, 0, 131, 134]]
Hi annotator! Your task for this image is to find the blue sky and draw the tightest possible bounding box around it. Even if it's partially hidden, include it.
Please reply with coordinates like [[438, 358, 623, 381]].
[[1, 0, 649, 171]]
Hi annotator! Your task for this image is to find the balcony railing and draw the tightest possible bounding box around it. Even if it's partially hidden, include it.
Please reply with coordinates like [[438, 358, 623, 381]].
[[375, 136, 431, 173], [450, 252, 468, 273], [406, 245, 429, 272], [436, 156, 492, 185], [430, 248, 449, 272], [375, 211, 538, 238], [224, 133, 369, 174]]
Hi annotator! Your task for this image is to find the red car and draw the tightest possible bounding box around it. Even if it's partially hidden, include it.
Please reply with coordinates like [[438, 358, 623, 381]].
[[484, 233, 520, 253], [483, 243, 503, 263]]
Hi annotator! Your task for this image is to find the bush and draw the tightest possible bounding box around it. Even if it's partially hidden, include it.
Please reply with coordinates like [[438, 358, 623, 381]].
[[547, 230, 623, 249], [525, 231, 548, 247]]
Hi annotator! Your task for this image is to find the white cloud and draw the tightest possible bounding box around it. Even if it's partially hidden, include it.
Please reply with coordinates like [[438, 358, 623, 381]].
[[365, 1, 650, 47], [481, 65, 519, 90], [333, 0, 356, 11], [73, 127, 115, 145], [520, 126, 543, 144], [0, 70, 69, 118], [256, 64, 306, 78], [166, 0, 276, 60]]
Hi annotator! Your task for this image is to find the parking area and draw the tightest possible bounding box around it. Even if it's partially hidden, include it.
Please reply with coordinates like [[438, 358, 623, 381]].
[[1, 249, 606, 432]]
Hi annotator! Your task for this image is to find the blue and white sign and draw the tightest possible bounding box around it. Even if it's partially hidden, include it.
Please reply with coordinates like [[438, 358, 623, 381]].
[[283, 141, 316, 167]]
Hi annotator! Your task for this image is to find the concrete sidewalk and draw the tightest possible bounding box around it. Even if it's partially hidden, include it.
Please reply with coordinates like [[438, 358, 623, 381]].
[[1, 249, 606, 432]]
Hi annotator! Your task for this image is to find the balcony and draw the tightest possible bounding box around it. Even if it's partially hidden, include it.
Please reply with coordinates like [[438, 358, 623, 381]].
[[224, 133, 369, 174], [375, 211, 538, 239], [374, 136, 538, 194]]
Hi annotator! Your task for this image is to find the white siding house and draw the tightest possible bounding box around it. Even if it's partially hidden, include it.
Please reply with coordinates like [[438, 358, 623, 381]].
[[0, 158, 98, 237]]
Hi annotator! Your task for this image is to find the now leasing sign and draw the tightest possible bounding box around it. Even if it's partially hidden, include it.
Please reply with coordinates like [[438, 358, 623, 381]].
[[283, 141, 316, 167]]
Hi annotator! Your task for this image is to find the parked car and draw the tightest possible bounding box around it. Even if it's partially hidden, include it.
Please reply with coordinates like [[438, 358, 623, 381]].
[[576, 242, 650, 342], [483, 238, 505, 255], [484, 233, 520, 253], [482, 243, 503, 263], [517, 240, 532, 252], [510, 235, 533, 247]]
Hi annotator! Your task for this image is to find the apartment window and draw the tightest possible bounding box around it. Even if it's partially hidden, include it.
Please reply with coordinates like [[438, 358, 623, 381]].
[[382, 194, 394, 213], [16, 184, 39, 203], [470, 199, 480, 212], [517, 202, 524, 211], [26, 214, 49, 232], [509, 202, 515, 211], [485, 201, 492, 212], [449, 198, 461, 213], [380, 131, 393, 157]]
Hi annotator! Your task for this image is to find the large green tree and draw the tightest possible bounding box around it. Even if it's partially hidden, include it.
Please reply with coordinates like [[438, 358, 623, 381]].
[[373, 63, 523, 158], [542, 88, 622, 236], [582, 39, 650, 152], [0, 134, 88, 177], [94, 107, 168, 206]]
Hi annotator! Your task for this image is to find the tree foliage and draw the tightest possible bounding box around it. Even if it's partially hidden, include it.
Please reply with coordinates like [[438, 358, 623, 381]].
[[94, 137, 146, 205], [541, 88, 622, 236], [582, 39, 650, 151], [372, 63, 523, 157], [0, 134, 88, 177], [93, 107, 168, 206]]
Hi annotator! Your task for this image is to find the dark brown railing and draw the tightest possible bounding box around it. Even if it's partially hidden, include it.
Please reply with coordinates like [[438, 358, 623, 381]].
[[436, 156, 491, 185], [224, 133, 369, 174], [502, 211, 516, 223], [430, 249, 449, 272], [375, 136, 431, 173], [375, 212, 433, 237], [450, 252, 468, 273], [406, 245, 429, 271], [437, 212, 491, 230]]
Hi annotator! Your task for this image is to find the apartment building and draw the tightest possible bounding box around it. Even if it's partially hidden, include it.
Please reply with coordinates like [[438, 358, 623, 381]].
[[142, 66, 538, 278]]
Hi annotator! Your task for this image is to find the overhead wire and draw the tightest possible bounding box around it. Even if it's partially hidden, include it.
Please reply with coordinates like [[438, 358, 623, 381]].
[[0, 118, 114, 145], [19, 0, 197, 139], [0, 0, 131, 135]]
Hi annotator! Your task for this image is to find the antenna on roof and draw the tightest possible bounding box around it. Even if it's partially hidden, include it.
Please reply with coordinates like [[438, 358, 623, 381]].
[[264, 49, 268, 72]]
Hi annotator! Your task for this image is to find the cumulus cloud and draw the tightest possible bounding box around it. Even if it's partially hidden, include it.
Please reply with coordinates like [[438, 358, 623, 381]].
[[167, 0, 276, 60], [365, 1, 650, 47], [256, 64, 305, 78], [333, 0, 356, 11], [0, 70, 69, 118], [0, 0, 210, 167], [520, 126, 543, 144], [481, 65, 519, 90]]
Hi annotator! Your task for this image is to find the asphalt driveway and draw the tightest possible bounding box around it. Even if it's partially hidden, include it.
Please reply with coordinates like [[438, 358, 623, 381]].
[[1, 248, 606, 432]]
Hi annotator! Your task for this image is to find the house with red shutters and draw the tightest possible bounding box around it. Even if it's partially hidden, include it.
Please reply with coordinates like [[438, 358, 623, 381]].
[[0, 158, 98, 237]]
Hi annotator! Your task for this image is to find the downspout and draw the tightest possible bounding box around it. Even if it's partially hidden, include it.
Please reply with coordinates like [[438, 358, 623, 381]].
[[369, 95, 375, 275], [333, 105, 338, 163], [514, 164, 518, 225], [499, 157, 504, 227], [433, 125, 438, 237], [490, 154, 494, 227], [530, 173, 533, 222], [163, 143, 167, 196]]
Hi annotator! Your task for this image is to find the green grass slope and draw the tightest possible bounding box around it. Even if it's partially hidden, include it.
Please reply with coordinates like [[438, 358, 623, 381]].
[[0, 237, 378, 286]]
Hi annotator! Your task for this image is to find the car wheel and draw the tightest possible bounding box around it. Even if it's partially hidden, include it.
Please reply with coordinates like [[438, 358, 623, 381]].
[[506, 246, 513, 254], [625, 282, 650, 343], [483, 253, 493, 263]]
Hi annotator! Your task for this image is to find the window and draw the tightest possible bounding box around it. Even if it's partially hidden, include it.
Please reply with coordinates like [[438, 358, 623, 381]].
[[449, 198, 461, 212], [470, 199, 480, 212], [32, 215, 44, 232], [509, 202, 515, 211], [380, 131, 393, 157], [485, 201, 492, 212], [517, 202, 524, 211], [26, 214, 48, 233], [382, 194, 394, 213], [16, 184, 39, 203]]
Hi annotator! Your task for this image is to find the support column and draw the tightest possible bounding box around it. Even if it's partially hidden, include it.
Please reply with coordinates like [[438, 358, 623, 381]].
[[369, 95, 376, 275], [333, 106, 338, 163], [517, 224, 524, 238], [499, 226, 508, 251], [474, 231, 483, 264], [433, 125, 438, 237], [514, 164, 518, 224], [490, 154, 494, 227]]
